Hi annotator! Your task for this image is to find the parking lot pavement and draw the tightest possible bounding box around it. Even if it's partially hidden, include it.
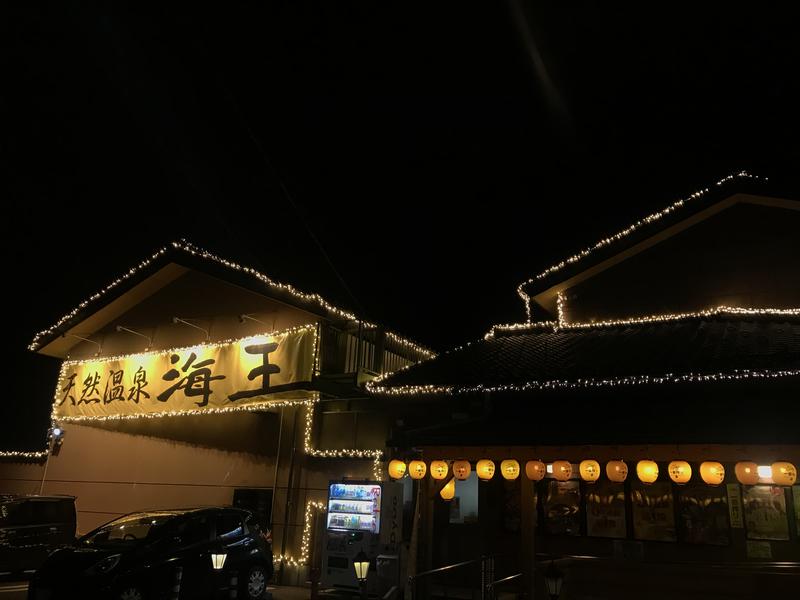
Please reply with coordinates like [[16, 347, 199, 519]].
[[0, 581, 27, 600]]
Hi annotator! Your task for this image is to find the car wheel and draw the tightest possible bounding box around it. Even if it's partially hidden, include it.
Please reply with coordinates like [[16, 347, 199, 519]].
[[243, 564, 268, 600], [116, 585, 146, 600]]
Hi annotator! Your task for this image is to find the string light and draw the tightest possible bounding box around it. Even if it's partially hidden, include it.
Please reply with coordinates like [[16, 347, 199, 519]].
[[373, 291, 800, 397], [29, 240, 435, 360], [515, 171, 763, 320], [368, 368, 800, 397], [273, 500, 327, 567], [0, 449, 49, 460]]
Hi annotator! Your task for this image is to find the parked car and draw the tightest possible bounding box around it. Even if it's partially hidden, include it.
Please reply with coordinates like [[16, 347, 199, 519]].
[[28, 507, 273, 600], [0, 494, 76, 579]]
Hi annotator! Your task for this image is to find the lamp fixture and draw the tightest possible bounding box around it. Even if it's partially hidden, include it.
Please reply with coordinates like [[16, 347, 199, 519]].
[[64, 333, 102, 356], [115, 325, 153, 350], [172, 317, 210, 341]]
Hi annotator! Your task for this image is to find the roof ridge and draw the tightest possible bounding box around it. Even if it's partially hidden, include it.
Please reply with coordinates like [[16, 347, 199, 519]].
[[516, 171, 765, 319]]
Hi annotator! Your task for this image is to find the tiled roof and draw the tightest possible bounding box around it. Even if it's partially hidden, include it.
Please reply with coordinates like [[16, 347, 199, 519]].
[[375, 316, 800, 392]]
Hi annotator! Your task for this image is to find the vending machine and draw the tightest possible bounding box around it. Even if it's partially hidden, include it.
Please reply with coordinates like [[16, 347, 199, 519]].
[[321, 480, 403, 595]]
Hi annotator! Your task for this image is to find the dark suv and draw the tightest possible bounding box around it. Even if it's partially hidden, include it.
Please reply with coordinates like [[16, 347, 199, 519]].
[[0, 495, 76, 579], [28, 507, 273, 600]]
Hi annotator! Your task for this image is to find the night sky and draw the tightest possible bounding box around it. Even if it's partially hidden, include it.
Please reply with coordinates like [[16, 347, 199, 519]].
[[4, 3, 799, 449]]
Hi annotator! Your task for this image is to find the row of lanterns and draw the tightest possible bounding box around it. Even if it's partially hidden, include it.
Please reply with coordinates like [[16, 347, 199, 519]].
[[387, 459, 798, 486]]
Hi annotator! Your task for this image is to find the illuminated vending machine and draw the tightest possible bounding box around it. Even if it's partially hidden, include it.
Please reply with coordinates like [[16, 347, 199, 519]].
[[321, 480, 403, 595]]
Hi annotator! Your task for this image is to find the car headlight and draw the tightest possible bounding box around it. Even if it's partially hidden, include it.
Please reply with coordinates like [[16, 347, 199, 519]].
[[86, 554, 122, 575]]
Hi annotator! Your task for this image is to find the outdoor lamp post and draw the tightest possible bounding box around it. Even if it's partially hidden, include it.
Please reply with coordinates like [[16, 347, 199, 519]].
[[544, 561, 563, 600], [353, 550, 370, 600]]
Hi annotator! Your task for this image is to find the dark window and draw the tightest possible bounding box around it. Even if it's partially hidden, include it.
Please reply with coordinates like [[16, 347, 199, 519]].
[[216, 513, 244, 541], [176, 515, 211, 546]]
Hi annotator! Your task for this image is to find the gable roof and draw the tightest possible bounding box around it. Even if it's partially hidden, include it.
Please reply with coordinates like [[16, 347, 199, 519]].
[[517, 172, 800, 318], [29, 240, 435, 359]]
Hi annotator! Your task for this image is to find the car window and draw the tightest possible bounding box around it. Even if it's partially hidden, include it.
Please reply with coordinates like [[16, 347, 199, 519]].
[[216, 513, 244, 541], [175, 515, 211, 546], [81, 513, 175, 546]]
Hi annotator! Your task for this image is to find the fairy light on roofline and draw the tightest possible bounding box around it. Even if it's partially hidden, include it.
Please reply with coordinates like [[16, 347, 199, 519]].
[[28, 240, 435, 359], [368, 368, 800, 397], [515, 171, 763, 321], [483, 294, 800, 339]]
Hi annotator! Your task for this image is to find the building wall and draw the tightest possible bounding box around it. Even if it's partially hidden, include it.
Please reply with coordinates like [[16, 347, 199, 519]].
[[560, 203, 800, 323], [0, 403, 388, 583], [63, 269, 320, 361]]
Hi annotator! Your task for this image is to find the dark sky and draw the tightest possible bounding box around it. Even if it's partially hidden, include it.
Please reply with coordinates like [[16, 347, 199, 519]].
[[3, 2, 799, 449]]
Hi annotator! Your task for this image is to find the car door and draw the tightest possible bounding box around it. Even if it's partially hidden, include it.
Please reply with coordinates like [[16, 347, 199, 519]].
[[151, 514, 216, 599], [213, 511, 256, 582]]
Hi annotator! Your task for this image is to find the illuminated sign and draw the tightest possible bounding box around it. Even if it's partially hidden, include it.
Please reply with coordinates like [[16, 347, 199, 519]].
[[53, 326, 317, 420]]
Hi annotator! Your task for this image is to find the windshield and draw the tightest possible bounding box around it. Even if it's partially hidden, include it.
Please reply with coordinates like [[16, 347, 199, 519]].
[[80, 513, 176, 547]]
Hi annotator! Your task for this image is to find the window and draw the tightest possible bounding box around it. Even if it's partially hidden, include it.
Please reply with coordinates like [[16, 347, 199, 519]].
[[176, 515, 211, 546], [216, 513, 244, 541]]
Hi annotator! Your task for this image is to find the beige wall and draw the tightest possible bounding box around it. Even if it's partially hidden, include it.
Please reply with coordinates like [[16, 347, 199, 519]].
[[0, 404, 385, 583]]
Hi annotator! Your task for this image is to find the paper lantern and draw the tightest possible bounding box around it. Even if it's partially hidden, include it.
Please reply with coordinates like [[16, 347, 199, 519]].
[[525, 460, 546, 481], [500, 459, 520, 480], [734, 462, 759, 485], [476, 459, 495, 480], [636, 460, 659, 484], [700, 461, 725, 486], [408, 460, 427, 480], [552, 461, 572, 482], [606, 460, 628, 483], [388, 460, 406, 480], [772, 462, 797, 486], [579, 460, 601, 483], [452, 460, 471, 480], [440, 478, 456, 501], [667, 461, 692, 484], [430, 461, 449, 480]]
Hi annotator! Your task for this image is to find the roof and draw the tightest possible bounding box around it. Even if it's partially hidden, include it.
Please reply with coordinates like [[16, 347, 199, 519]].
[[516, 172, 800, 318], [28, 240, 434, 359], [369, 314, 800, 396]]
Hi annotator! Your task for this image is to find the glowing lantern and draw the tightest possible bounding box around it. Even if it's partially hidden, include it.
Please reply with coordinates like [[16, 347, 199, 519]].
[[476, 460, 495, 480], [700, 462, 725, 486], [430, 461, 449, 480], [579, 460, 601, 483], [667, 461, 692, 484], [606, 460, 628, 483], [388, 460, 406, 480], [452, 460, 471, 480], [734, 462, 759, 485], [408, 460, 427, 480], [552, 461, 572, 482], [525, 460, 546, 481], [439, 478, 456, 501], [772, 462, 797, 486], [636, 460, 659, 484], [500, 459, 520, 480]]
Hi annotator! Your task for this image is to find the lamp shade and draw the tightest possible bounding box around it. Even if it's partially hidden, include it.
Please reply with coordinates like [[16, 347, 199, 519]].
[[525, 460, 546, 481], [667, 461, 692, 484], [430, 461, 449, 480], [440, 478, 456, 501], [700, 462, 725, 485], [388, 460, 407, 480], [408, 460, 427, 480], [500, 459, 520, 480], [579, 460, 601, 483], [211, 553, 227, 570], [453, 460, 471, 480], [353, 550, 370, 582], [476, 460, 495, 480], [552, 461, 572, 482], [771, 462, 797, 486], [606, 460, 628, 483], [734, 462, 759, 485], [636, 460, 659, 484]]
